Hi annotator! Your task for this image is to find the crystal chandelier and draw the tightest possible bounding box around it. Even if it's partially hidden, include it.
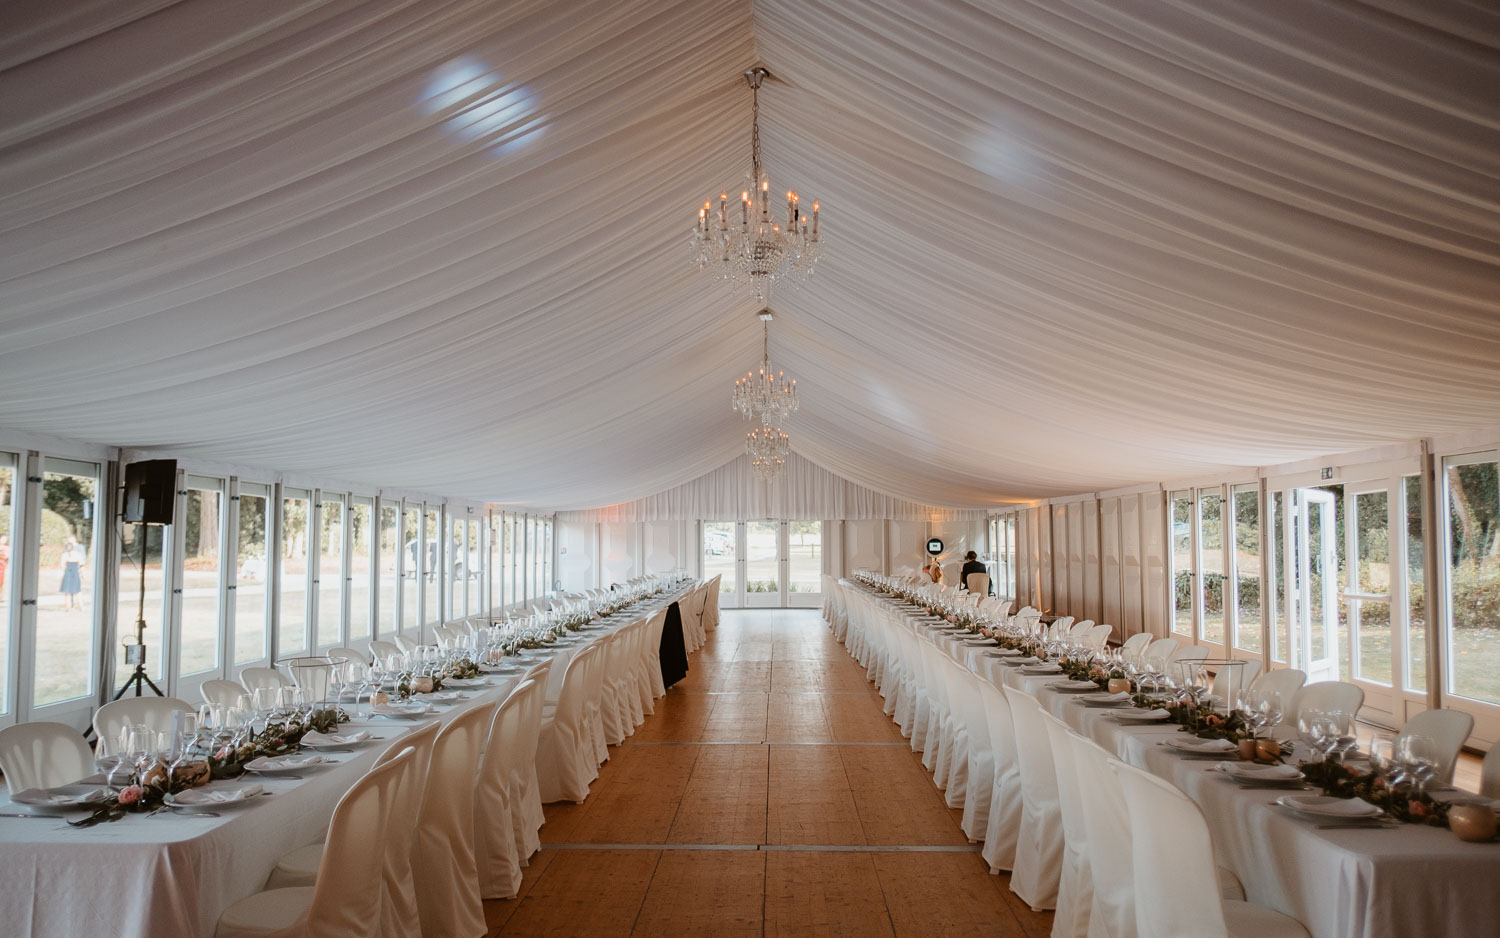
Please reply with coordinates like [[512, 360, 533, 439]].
[[731, 313, 798, 425], [692, 67, 822, 304], [746, 424, 790, 482]]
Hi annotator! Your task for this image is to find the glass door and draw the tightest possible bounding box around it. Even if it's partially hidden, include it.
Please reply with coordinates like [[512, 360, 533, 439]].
[[786, 521, 823, 608], [1288, 488, 1340, 683], [702, 521, 737, 608], [744, 521, 782, 607]]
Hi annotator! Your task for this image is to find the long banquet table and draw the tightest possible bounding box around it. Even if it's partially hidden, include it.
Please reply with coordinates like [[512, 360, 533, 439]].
[[846, 582, 1500, 938], [0, 592, 686, 938]]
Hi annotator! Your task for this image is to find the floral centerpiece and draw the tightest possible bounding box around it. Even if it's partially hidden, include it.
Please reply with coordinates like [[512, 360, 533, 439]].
[[1299, 758, 1451, 827]]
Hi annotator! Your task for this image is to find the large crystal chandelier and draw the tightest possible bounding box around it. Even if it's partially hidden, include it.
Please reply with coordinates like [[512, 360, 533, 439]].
[[731, 313, 798, 425], [692, 67, 822, 304]]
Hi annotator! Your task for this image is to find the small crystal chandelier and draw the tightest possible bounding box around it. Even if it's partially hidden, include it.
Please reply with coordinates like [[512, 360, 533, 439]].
[[731, 311, 798, 425], [746, 424, 790, 481], [693, 67, 822, 304]]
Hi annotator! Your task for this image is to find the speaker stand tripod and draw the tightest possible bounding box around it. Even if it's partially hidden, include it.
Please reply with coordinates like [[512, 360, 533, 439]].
[[112, 520, 164, 700]]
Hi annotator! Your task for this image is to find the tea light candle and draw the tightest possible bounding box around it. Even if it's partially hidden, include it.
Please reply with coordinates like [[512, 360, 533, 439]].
[[1107, 678, 1130, 695]]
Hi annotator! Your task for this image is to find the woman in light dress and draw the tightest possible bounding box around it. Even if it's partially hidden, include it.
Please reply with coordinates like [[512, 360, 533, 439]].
[[924, 559, 943, 584], [59, 536, 85, 610]]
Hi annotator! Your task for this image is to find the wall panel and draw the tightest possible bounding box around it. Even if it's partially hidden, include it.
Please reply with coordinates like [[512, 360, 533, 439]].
[[843, 520, 884, 576], [599, 521, 639, 585], [1120, 495, 1144, 637], [1082, 498, 1100, 625], [1141, 491, 1168, 637], [1101, 497, 1122, 635], [555, 520, 596, 593]]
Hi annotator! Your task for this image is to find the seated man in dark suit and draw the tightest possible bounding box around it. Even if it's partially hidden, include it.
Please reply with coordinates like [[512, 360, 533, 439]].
[[960, 551, 991, 594]]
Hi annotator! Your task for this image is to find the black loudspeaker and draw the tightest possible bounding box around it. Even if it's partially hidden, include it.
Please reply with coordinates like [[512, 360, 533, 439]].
[[123, 459, 177, 524]]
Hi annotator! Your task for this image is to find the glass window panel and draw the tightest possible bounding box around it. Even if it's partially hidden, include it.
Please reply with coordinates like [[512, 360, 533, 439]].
[[235, 487, 270, 664], [1352, 490, 1391, 685], [0, 455, 13, 712], [745, 521, 779, 594], [1445, 458, 1500, 706], [1171, 492, 1193, 635], [315, 499, 343, 649], [449, 517, 464, 618], [1199, 489, 1224, 644], [525, 517, 536, 602], [35, 462, 99, 706], [543, 519, 552, 595], [179, 485, 222, 676], [279, 492, 310, 656], [1233, 486, 1261, 652], [1269, 491, 1287, 662], [115, 523, 167, 691], [703, 521, 736, 601], [378, 504, 398, 638], [423, 508, 440, 625], [1405, 476, 1426, 692], [349, 499, 372, 641], [402, 507, 420, 633], [467, 519, 481, 615], [787, 520, 821, 594]]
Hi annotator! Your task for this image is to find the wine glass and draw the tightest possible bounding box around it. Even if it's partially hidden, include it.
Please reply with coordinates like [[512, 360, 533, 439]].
[[1397, 734, 1440, 794], [1368, 734, 1399, 785]]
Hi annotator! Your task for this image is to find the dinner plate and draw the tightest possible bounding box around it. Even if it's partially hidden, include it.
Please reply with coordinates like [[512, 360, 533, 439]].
[[1049, 679, 1101, 692], [371, 701, 435, 720], [1019, 664, 1064, 675], [1162, 736, 1237, 755], [300, 729, 373, 749], [165, 784, 265, 812], [1000, 657, 1041, 667], [986, 648, 1023, 657], [244, 753, 330, 774], [443, 677, 487, 687], [1275, 794, 1383, 819], [9, 785, 114, 815], [1217, 761, 1302, 784], [1108, 708, 1171, 722], [425, 690, 467, 702], [1078, 692, 1132, 707]]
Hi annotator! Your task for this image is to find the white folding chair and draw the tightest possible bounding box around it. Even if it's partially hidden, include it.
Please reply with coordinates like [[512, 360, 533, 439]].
[[0, 722, 93, 793], [412, 701, 496, 938], [535, 645, 604, 803], [268, 722, 440, 938], [1001, 686, 1063, 910], [1041, 712, 1092, 938], [201, 679, 248, 708], [239, 666, 291, 693], [93, 696, 194, 744], [474, 681, 535, 899], [216, 749, 411, 938], [1398, 709, 1474, 786], [1112, 757, 1310, 937]]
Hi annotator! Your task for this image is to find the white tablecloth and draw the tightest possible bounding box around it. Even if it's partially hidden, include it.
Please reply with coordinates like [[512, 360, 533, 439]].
[[854, 587, 1500, 938], [0, 598, 676, 938]]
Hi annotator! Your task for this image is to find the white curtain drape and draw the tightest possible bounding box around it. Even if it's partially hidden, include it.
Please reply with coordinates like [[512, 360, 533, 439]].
[[556, 451, 987, 522], [0, 0, 1496, 510]]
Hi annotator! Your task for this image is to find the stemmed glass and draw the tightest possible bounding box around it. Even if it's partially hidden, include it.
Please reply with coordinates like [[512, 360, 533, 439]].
[[1368, 734, 1399, 785], [1396, 734, 1440, 794]]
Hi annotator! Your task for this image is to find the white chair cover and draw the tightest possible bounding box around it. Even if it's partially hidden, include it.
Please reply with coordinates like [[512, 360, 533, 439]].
[[369, 640, 402, 662], [1119, 632, 1153, 661], [1142, 637, 1179, 670], [1111, 757, 1311, 938], [0, 722, 93, 793], [536, 644, 604, 803], [326, 646, 367, 666], [976, 677, 1021, 874], [504, 673, 549, 862], [966, 572, 990, 596], [703, 574, 721, 630], [215, 749, 410, 938], [413, 702, 496, 938], [1041, 712, 1092, 938], [475, 681, 535, 899], [93, 696, 194, 744], [239, 667, 291, 692], [1065, 732, 1137, 938], [643, 608, 670, 700], [1398, 709, 1474, 785], [939, 653, 994, 841], [200, 679, 248, 708], [1286, 680, 1365, 728], [265, 722, 440, 938], [1086, 623, 1113, 651], [1001, 686, 1063, 911], [1210, 659, 1261, 705]]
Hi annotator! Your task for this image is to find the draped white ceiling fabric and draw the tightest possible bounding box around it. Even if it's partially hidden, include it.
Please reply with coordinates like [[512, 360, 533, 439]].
[[557, 451, 989, 523], [1, 0, 1498, 511]]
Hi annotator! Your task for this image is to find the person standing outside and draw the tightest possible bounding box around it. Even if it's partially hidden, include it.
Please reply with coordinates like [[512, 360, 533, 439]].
[[960, 550, 990, 594], [59, 535, 85, 610]]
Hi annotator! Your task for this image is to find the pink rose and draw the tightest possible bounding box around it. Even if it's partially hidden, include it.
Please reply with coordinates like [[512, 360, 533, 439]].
[[117, 785, 144, 806]]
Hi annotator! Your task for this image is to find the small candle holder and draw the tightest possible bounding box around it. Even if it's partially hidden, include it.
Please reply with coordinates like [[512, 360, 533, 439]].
[[1107, 678, 1131, 695]]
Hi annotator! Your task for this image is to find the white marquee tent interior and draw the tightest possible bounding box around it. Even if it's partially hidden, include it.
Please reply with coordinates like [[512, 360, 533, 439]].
[[2, 1, 1500, 935]]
